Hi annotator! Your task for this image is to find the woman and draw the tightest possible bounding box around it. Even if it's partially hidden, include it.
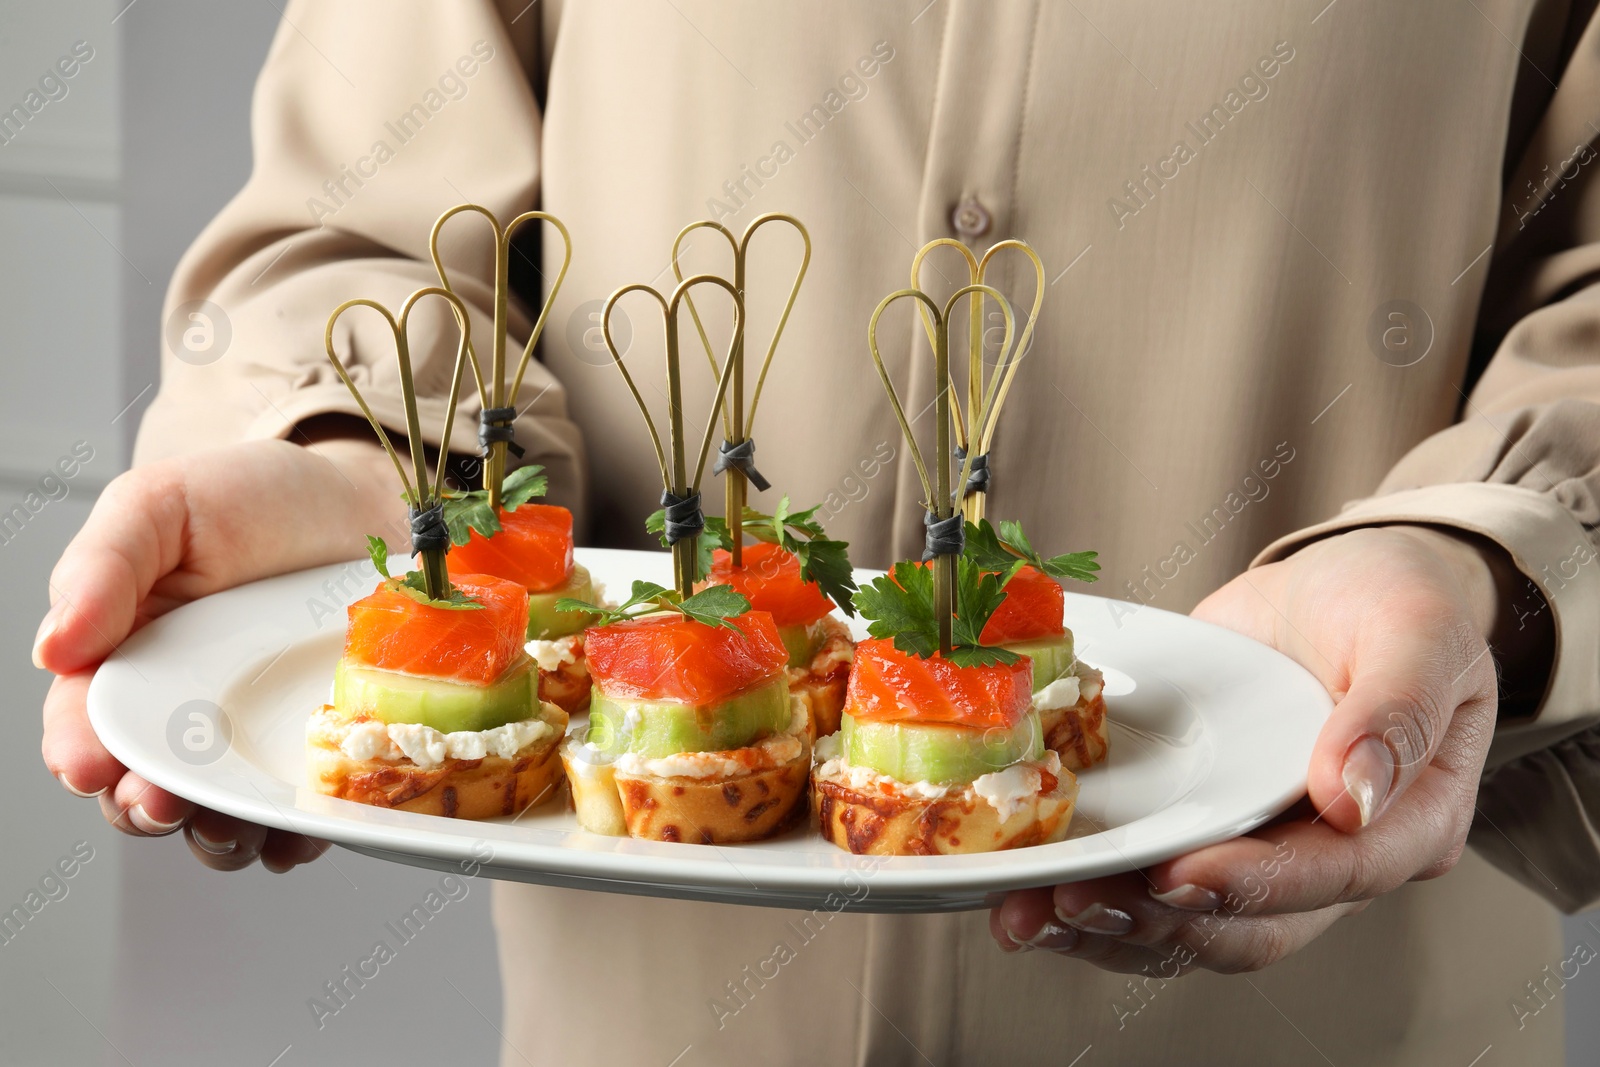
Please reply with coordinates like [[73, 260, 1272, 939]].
[[37, 2, 1600, 1063]]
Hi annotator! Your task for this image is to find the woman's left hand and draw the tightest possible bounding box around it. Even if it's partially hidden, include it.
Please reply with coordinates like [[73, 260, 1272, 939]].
[[990, 525, 1514, 973]]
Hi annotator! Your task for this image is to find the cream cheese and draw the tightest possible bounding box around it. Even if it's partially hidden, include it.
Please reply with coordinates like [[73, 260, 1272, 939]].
[[312, 708, 554, 769], [972, 750, 1061, 821], [1033, 675, 1081, 712], [525, 635, 582, 672], [1032, 662, 1105, 712], [1076, 662, 1104, 701], [813, 751, 952, 800]]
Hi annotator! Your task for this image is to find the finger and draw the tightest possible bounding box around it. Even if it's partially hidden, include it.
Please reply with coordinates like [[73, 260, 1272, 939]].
[[1308, 599, 1493, 832], [992, 887, 1079, 952], [41, 673, 124, 798], [260, 832, 332, 873], [1151, 764, 1475, 918], [184, 810, 268, 871], [35, 470, 186, 674], [102, 772, 193, 837]]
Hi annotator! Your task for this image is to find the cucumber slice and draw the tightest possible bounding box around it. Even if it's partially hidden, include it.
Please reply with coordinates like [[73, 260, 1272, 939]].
[[777, 620, 827, 668], [840, 711, 1043, 785], [588, 676, 791, 758], [334, 656, 536, 733], [1000, 634, 1075, 692], [528, 563, 596, 640]]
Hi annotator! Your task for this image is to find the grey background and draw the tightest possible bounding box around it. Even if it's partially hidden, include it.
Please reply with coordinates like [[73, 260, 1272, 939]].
[[0, 3, 1596, 1065]]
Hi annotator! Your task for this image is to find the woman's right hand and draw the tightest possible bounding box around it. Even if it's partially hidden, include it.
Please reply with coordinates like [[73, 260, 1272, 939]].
[[37, 433, 402, 871]]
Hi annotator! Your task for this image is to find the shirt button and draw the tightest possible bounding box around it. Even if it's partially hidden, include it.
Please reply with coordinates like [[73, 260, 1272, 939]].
[[951, 198, 992, 239]]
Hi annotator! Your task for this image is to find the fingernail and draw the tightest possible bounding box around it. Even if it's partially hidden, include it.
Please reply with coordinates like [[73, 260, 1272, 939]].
[[54, 772, 106, 800], [31, 608, 58, 669], [1025, 921, 1079, 952], [192, 828, 236, 855], [128, 804, 184, 836], [1342, 735, 1395, 827], [1149, 883, 1224, 911], [1055, 902, 1135, 936]]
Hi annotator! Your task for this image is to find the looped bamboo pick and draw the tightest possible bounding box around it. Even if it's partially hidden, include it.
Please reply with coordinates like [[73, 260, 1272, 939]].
[[324, 286, 478, 601], [670, 213, 810, 567], [428, 203, 573, 509], [866, 282, 1017, 654], [600, 275, 744, 597], [909, 238, 1045, 523]]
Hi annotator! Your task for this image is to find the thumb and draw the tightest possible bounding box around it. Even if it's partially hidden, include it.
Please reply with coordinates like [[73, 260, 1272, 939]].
[[35, 468, 187, 675], [1307, 609, 1491, 833]]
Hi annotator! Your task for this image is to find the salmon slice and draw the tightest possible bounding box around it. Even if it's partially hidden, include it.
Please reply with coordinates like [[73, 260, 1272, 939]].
[[584, 610, 788, 705], [344, 573, 529, 685], [979, 564, 1066, 645], [700, 542, 834, 628], [844, 638, 1033, 729], [446, 503, 575, 593]]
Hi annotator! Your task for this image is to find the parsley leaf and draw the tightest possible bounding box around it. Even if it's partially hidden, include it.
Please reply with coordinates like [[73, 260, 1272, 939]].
[[556, 578, 750, 632], [364, 535, 483, 610], [965, 518, 1100, 585], [734, 496, 858, 616], [645, 496, 859, 614], [644, 509, 727, 582], [676, 585, 750, 628], [854, 558, 1019, 665], [367, 534, 392, 578], [962, 520, 1029, 584], [439, 464, 548, 545], [500, 465, 549, 508], [855, 561, 940, 658]]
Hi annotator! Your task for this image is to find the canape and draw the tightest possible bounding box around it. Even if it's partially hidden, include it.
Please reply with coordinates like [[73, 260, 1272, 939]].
[[811, 636, 1076, 855], [559, 267, 810, 841], [429, 204, 595, 714], [560, 606, 808, 841], [445, 476, 598, 715], [308, 568, 567, 818], [970, 532, 1107, 771], [671, 213, 858, 741], [704, 541, 852, 741], [311, 284, 566, 819], [818, 268, 1091, 854]]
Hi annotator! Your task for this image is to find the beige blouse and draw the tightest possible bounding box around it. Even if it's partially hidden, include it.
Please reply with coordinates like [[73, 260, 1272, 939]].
[[137, 1, 1600, 1063]]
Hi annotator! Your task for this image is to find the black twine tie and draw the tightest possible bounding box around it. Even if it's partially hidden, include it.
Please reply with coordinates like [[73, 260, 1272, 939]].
[[659, 490, 705, 545], [478, 406, 525, 459], [712, 438, 771, 492], [409, 503, 451, 555], [922, 510, 966, 561], [952, 446, 991, 502]]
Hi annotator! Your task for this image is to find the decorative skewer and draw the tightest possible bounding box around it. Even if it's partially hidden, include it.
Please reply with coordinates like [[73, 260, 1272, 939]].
[[909, 239, 1045, 525], [428, 204, 573, 508], [601, 276, 744, 598], [671, 214, 810, 568], [324, 287, 478, 602], [866, 283, 1017, 653]]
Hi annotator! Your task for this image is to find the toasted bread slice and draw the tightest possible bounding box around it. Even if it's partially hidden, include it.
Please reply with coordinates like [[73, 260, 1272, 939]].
[[537, 644, 592, 715], [307, 703, 568, 819], [561, 732, 810, 843], [788, 615, 853, 740], [811, 755, 1078, 856], [1040, 690, 1109, 771]]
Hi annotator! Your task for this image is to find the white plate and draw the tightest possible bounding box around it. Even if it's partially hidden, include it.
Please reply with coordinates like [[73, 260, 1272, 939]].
[[88, 548, 1332, 913]]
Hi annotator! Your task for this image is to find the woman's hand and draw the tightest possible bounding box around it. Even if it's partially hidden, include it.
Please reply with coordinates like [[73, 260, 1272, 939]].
[[37, 434, 400, 872], [989, 525, 1528, 973]]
